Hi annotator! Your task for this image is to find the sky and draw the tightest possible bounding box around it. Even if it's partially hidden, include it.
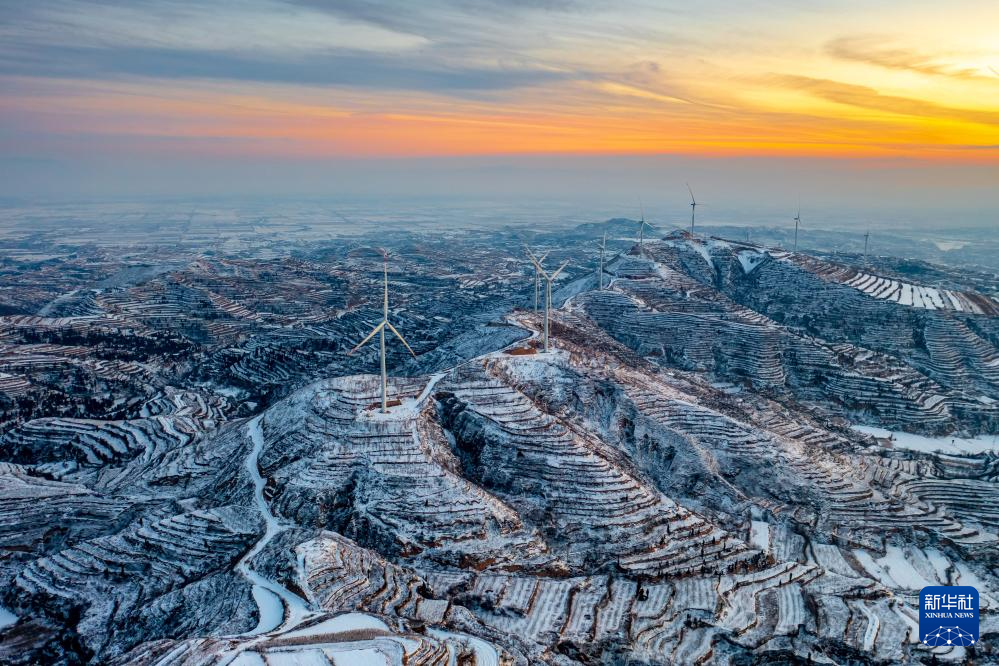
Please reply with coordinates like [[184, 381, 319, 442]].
[[0, 0, 997, 225]]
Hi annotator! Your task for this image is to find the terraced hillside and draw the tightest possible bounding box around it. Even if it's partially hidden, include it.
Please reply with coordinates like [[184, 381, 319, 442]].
[[0, 225, 997, 664]]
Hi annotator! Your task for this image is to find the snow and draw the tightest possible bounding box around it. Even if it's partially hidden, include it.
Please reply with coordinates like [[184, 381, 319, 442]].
[[953, 562, 995, 608], [0, 605, 17, 630], [236, 416, 315, 636], [853, 547, 934, 591], [691, 242, 714, 270], [852, 425, 999, 455], [331, 648, 391, 666], [247, 586, 283, 634], [360, 372, 446, 420], [749, 521, 770, 552], [932, 240, 968, 251], [266, 651, 330, 666], [853, 550, 891, 588], [230, 652, 267, 666], [838, 269, 973, 313], [925, 549, 952, 585], [736, 250, 765, 275], [858, 602, 879, 652], [428, 628, 500, 666], [282, 613, 390, 639], [877, 547, 934, 590], [899, 283, 913, 306]]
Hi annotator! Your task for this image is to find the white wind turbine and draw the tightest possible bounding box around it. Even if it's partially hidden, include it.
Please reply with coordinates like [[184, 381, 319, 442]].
[[793, 200, 801, 252], [526, 247, 550, 314], [687, 183, 699, 236], [526, 248, 568, 353], [638, 201, 650, 248], [597, 231, 608, 290], [349, 250, 416, 413]]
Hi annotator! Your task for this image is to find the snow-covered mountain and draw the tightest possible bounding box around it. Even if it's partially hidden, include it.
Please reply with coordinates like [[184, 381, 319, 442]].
[[1, 228, 997, 664]]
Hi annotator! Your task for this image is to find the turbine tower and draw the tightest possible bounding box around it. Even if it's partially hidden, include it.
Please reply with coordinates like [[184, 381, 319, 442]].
[[597, 232, 607, 289], [349, 251, 416, 413], [687, 183, 698, 236], [526, 248, 568, 353], [638, 201, 649, 248], [863, 230, 870, 263], [793, 202, 801, 252]]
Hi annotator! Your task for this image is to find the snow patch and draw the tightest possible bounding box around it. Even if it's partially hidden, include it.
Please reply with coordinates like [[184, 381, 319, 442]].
[[331, 649, 391, 666], [852, 426, 999, 455], [736, 250, 765, 275], [282, 613, 391, 639], [749, 521, 770, 552], [230, 652, 267, 666], [853, 547, 932, 591], [0, 606, 17, 630], [428, 627, 500, 666], [691, 242, 714, 270], [266, 651, 330, 666], [877, 547, 935, 590]]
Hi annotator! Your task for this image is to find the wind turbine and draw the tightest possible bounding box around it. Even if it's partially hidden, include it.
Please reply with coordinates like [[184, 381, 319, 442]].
[[526, 248, 568, 353], [793, 201, 801, 252], [638, 201, 650, 248], [863, 230, 871, 263], [687, 183, 699, 236], [349, 251, 416, 413], [525, 247, 550, 313], [597, 232, 607, 290]]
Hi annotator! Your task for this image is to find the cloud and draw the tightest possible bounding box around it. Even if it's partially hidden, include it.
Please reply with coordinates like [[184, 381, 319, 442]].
[[825, 36, 996, 81], [0, 44, 578, 94], [0, 0, 607, 97], [769, 74, 999, 128], [0, 0, 429, 55]]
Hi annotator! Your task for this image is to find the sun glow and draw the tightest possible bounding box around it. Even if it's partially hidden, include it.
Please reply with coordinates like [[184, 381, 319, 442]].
[[1, 1, 997, 165]]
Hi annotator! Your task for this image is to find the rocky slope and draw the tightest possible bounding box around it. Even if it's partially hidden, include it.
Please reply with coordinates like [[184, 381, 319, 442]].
[[0, 232, 997, 664]]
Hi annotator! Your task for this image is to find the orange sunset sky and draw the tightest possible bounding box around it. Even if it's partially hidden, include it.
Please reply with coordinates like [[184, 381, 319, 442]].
[[0, 0, 997, 211]]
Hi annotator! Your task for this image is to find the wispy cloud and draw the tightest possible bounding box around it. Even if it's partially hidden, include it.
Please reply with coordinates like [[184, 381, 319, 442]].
[[0, 0, 429, 55], [0, 44, 579, 94], [768, 74, 999, 128], [825, 35, 998, 82]]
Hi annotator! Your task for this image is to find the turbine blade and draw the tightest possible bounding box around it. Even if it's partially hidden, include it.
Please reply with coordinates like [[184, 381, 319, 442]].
[[349, 321, 385, 354], [686, 182, 695, 204], [527, 251, 550, 278], [385, 321, 417, 357], [550, 260, 570, 280]]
